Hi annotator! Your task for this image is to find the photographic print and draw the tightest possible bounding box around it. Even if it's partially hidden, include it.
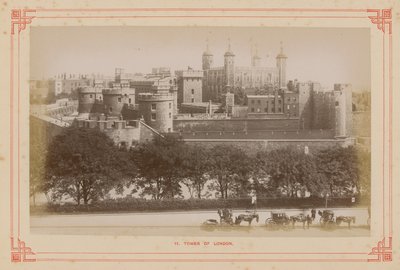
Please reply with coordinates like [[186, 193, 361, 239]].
[[29, 26, 372, 237], [0, 0, 398, 269]]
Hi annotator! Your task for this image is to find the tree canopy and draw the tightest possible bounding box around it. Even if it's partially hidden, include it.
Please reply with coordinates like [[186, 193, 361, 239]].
[[44, 127, 133, 205], [31, 126, 370, 205]]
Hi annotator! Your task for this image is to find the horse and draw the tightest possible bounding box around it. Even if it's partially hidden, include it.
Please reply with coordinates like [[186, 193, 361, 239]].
[[336, 216, 356, 229], [234, 213, 259, 226], [290, 214, 312, 229]]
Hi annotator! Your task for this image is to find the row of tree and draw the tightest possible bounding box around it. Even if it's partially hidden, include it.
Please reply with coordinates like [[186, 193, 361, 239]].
[[30, 126, 371, 205]]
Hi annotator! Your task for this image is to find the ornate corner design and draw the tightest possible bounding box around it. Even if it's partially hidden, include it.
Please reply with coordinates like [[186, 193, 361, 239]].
[[368, 237, 392, 262], [11, 237, 36, 263], [11, 9, 36, 35], [367, 9, 392, 34]]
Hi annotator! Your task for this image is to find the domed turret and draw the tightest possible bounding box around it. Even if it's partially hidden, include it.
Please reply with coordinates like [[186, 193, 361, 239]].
[[224, 40, 235, 57], [202, 42, 213, 57], [276, 41, 288, 89]]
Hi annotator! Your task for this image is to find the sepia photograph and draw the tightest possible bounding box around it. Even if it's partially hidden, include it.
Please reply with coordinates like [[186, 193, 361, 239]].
[[29, 26, 372, 237]]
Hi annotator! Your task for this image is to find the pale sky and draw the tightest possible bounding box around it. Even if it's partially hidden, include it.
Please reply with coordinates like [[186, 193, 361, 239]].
[[30, 26, 370, 90]]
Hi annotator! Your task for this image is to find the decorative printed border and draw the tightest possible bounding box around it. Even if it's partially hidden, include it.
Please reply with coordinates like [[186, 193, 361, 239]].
[[9, 7, 393, 263], [368, 237, 393, 262], [11, 238, 36, 262]]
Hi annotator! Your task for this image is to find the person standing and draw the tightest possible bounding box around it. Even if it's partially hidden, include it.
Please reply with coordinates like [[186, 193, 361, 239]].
[[311, 208, 316, 220], [306, 215, 312, 229]]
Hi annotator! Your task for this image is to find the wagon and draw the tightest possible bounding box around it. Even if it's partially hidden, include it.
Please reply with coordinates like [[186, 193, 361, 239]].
[[318, 210, 336, 228], [265, 212, 291, 230]]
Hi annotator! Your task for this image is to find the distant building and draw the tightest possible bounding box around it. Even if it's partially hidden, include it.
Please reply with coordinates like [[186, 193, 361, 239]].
[[202, 41, 286, 102], [50, 73, 91, 95], [245, 81, 352, 138], [151, 67, 172, 78], [247, 93, 284, 116], [175, 67, 203, 105]]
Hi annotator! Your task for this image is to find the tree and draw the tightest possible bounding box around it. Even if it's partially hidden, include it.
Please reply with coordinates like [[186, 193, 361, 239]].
[[30, 118, 49, 206], [44, 127, 130, 205], [257, 147, 324, 198], [207, 145, 249, 199], [131, 135, 186, 199], [356, 147, 371, 197], [315, 146, 363, 197], [181, 146, 210, 199]]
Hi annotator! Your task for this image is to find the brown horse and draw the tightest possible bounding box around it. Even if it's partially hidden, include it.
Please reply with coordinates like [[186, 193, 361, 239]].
[[235, 213, 259, 226], [336, 216, 356, 228], [290, 214, 312, 229]]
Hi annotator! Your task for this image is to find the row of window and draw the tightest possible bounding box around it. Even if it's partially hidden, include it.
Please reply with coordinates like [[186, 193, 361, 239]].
[[251, 107, 282, 113], [117, 97, 132, 104], [88, 94, 102, 100], [251, 99, 283, 105], [249, 107, 298, 116]]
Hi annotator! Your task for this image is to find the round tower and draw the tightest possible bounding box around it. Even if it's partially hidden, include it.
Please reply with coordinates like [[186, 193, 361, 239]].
[[78, 87, 103, 118], [103, 88, 135, 118], [224, 39, 235, 87], [333, 83, 352, 138], [138, 93, 174, 133], [202, 41, 213, 70], [276, 41, 288, 89]]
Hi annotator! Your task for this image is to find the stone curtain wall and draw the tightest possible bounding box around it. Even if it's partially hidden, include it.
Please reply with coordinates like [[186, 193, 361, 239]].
[[173, 118, 300, 132], [185, 139, 353, 154]]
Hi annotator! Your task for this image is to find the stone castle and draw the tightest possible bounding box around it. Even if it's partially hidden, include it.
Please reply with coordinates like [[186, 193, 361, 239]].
[[33, 40, 353, 150]]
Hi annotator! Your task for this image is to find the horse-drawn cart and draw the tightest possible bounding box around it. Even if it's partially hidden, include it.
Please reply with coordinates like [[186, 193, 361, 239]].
[[201, 208, 259, 230], [265, 212, 291, 230]]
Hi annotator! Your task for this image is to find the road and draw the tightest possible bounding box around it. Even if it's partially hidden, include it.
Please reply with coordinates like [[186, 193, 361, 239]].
[[31, 207, 370, 237]]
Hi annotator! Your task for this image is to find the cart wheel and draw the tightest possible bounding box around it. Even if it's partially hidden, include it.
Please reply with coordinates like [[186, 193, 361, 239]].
[[265, 218, 273, 225]]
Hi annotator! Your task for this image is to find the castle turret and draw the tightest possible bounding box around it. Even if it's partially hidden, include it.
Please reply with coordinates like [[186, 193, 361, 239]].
[[333, 83, 352, 137], [103, 88, 135, 118], [202, 40, 213, 70], [251, 45, 261, 67], [138, 93, 174, 133], [224, 39, 235, 88], [77, 87, 103, 118], [276, 41, 288, 89]]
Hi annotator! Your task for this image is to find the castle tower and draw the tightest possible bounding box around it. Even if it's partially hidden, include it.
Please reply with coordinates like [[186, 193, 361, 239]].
[[77, 87, 103, 118], [115, 68, 124, 83], [224, 39, 235, 88], [103, 88, 135, 118], [333, 83, 352, 137], [138, 93, 174, 133], [202, 40, 213, 70], [251, 44, 261, 67], [276, 41, 288, 89]]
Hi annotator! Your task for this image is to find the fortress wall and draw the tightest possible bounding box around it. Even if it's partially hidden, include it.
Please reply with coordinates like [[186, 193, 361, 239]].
[[185, 139, 354, 154], [173, 118, 300, 132]]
